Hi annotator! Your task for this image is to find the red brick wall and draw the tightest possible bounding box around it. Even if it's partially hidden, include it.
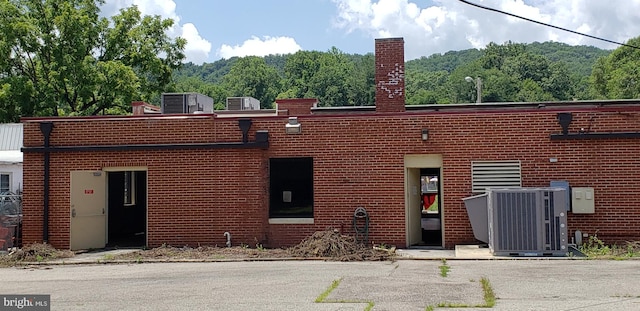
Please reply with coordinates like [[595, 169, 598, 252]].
[[375, 38, 405, 113], [131, 101, 160, 115], [21, 105, 640, 249], [275, 99, 318, 116]]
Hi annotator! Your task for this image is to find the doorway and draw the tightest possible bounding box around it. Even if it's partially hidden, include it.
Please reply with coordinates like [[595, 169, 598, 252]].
[[419, 168, 441, 246], [106, 170, 147, 248], [405, 155, 443, 248]]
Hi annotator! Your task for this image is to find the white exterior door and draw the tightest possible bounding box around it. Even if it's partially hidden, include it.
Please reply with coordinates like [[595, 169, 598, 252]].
[[70, 171, 106, 250], [406, 168, 422, 246]]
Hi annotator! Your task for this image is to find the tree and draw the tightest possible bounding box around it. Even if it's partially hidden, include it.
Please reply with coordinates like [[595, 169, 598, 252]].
[[590, 37, 640, 99], [480, 41, 526, 70], [406, 70, 449, 104], [346, 53, 375, 106], [0, 0, 185, 122], [222, 56, 281, 109], [308, 47, 354, 106], [281, 48, 356, 107], [173, 77, 228, 109], [542, 62, 573, 100], [516, 79, 554, 102]]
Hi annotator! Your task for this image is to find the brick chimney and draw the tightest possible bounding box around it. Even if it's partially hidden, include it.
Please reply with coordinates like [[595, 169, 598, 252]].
[[375, 38, 405, 113], [275, 98, 318, 116], [131, 101, 160, 115]]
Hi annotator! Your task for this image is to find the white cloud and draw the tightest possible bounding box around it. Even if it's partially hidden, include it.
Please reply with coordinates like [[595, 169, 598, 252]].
[[332, 0, 640, 59], [101, 0, 212, 64], [181, 23, 211, 64], [217, 36, 302, 59]]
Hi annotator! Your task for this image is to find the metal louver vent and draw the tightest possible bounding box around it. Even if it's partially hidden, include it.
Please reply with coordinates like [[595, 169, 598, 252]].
[[471, 160, 521, 193], [162, 94, 187, 114], [227, 97, 242, 110]]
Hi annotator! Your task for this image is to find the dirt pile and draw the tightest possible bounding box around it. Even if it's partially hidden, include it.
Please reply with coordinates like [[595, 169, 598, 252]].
[[118, 244, 290, 260], [287, 230, 395, 261]]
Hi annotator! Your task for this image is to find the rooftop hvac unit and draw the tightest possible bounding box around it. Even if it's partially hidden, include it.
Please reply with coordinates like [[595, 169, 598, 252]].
[[487, 188, 568, 256], [226, 97, 260, 111], [161, 93, 214, 114]]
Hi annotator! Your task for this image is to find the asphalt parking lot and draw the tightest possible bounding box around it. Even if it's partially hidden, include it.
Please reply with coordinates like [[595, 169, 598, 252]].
[[1, 259, 639, 311]]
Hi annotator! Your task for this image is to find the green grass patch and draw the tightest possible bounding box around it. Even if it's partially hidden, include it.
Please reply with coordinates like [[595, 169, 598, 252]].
[[480, 277, 496, 307], [439, 259, 450, 277], [315, 278, 342, 303], [580, 234, 640, 259], [364, 301, 375, 311]]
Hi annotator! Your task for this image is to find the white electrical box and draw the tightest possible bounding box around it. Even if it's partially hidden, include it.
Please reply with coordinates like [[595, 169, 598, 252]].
[[571, 187, 595, 214]]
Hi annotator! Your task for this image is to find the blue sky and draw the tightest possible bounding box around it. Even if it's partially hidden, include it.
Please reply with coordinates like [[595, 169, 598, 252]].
[[174, 0, 370, 56], [102, 0, 640, 64]]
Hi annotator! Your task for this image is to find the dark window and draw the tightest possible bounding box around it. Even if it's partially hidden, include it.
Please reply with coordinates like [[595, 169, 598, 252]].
[[0, 173, 9, 192], [269, 158, 313, 218]]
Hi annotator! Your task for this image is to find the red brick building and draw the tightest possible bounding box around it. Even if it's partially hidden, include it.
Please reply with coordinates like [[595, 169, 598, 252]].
[[21, 38, 640, 250]]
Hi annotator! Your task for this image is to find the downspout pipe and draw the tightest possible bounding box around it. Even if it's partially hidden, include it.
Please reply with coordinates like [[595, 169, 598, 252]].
[[39, 122, 54, 243]]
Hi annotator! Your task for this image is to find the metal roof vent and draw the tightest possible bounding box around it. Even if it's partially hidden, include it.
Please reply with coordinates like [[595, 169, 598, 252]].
[[226, 97, 260, 111], [161, 93, 213, 114]]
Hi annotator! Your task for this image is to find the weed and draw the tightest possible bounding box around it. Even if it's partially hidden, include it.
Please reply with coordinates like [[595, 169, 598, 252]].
[[439, 259, 450, 277], [434, 277, 496, 308], [36, 255, 44, 262], [480, 277, 496, 307], [315, 279, 375, 309], [364, 301, 375, 311], [253, 238, 266, 251], [580, 234, 611, 257], [580, 234, 640, 259], [102, 254, 115, 261], [425, 305, 435, 311], [315, 278, 342, 303]]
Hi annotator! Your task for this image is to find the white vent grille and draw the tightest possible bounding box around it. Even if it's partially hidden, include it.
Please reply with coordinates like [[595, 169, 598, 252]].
[[471, 160, 521, 193]]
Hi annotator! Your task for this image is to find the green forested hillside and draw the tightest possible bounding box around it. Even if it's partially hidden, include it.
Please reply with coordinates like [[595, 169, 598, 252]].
[[526, 42, 609, 76], [406, 48, 483, 73], [170, 41, 614, 108]]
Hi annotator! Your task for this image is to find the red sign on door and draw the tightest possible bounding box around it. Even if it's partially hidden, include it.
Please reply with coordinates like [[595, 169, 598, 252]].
[[85, 189, 94, 194]]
